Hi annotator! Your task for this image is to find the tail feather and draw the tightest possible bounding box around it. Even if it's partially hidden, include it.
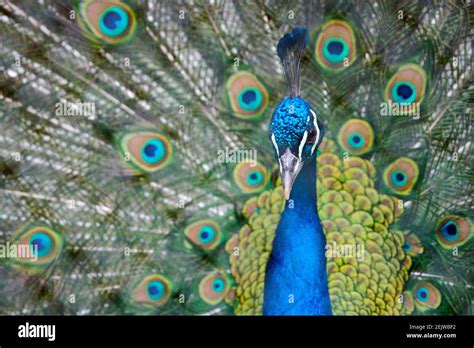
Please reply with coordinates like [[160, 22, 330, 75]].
[[0, 0, 472, 315]]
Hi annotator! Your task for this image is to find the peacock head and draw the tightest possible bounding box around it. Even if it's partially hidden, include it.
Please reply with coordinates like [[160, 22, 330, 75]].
[[269, 96, 325, 200]]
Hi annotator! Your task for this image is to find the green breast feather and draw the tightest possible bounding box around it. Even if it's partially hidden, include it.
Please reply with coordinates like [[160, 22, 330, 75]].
[[228, 137, 426, 316]]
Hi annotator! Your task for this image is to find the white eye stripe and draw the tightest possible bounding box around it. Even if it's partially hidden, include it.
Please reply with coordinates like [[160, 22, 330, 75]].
[[270, 133, 283, 175], [310, 109, 320, 155], [298, 131, 308, 158], [271, 133, 280, 156]]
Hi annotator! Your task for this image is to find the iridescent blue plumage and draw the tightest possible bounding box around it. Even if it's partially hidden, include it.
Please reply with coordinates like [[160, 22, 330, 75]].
[[269, 97, 311, 152], [264, 27, 331, 315], [29, 232, 52, 258], [99, 6, 129, 37], [263, 154, 332, 315]]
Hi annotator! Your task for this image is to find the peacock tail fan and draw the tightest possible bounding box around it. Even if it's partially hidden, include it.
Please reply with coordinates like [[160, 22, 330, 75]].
[[0, 0, 472, 316]]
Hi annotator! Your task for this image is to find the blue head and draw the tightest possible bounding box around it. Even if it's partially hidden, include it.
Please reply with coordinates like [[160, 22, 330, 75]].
[[269, 97, 325, 199], [269, 27, 325, 199]]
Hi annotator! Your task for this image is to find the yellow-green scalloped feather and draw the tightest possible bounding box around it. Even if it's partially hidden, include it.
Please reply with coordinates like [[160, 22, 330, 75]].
[[229, 139, 415, 315]]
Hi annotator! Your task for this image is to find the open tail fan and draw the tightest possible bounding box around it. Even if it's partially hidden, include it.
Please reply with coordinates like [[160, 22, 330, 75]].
[[0, 0, 472, 316]]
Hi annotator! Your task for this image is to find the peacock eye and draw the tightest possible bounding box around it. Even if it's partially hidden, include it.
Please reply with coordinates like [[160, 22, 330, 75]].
[[99, 6, 129, 38], [383, 157, 419, 196], [79, 0, 137, 44], [391, 170, 407, 186], [436, 215, 471, 248], [119, 131, 173, 173], [233, 162, 269, 194], [132, 275, 171, 305], [337, 119, 374, 155], [348, 133, 364, 149], [212, 278, 225, 293], [416, 287, 429, 302], [147, 281, 165, 301], [385, 64, 427, 109], [184, 219, 221, 250], [315, 20, 356, 70], [12, 225, 63, 270], [225, 71, 269, 120], [29, 232, 53, 258], [199, 226, 215, 244], [413, 281, 441, 311], [238, 87, 263, 112], [391, 82, 417, 104], [199, 272, 229, 305], [322, 38, 349, 64], [247, 170, 264, 186], [141, 139, 166, 165]]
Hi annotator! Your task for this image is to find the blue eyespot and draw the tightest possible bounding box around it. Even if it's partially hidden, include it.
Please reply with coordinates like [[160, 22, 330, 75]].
[[322, 38, 349, 64], [391, 170, 407, 187], [348, 132, 364, 149], [402, 242, 411, 252], [238, 87, 263, 111], [391, 82, 417, 104], [247, 171, 263, 186], [29, 232, 52, 258], [212, 278, 225, 293], [198, 226, 216, 244], [440, 221, 459, 241], [147, 280, 165, 301], [416, 286, 429, 302], [99, 6, 129, 38], [141, 139, 165, 165]]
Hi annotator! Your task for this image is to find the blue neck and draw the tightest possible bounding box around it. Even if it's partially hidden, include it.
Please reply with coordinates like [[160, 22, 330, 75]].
[[263, 156, 332, 315]]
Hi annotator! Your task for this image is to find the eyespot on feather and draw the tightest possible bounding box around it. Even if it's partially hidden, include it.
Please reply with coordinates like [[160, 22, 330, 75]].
[[315, 20, 357, 70], [233, 162, 269, 194], [79, 0, 137, 44], [119, 131, 173, 173], [199, 272, 229, 305], [133, 274, 171, 306], [225, 71, 269, 120], [383, 157, 419, 196], [337, 119, 374, 155], [11, 224, 63, 270], [184, 220, 221, 250], [436, 215, 472, 248], [413, 281, 441, 311], [385, 64, 427, 111]]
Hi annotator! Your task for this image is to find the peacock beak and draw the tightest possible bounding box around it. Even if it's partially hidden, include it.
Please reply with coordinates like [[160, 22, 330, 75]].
[[279, 148, 304, 200]]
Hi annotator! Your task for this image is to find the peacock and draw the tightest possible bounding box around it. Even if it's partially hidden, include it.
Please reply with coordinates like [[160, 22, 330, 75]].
[[0, 0, 472, 316]]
